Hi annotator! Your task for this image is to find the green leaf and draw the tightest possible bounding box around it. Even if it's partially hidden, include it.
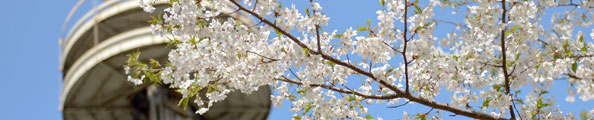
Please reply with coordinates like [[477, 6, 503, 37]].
[[536, 98, 550, 110], [413, 4, 422, 14], [515, 90, 521, 95], [580, 110, 593, 120], [379, 0, 385, 6], [504, 25, 519, 36], [482, 97, 492, 108], [178, 97, 190, 110], [169, 0, 179, 4], [348, 96, 356, 102], [581, 43, 588, 55], [197, 19, 207, 28], [365, 114, 374, 119], [149, 16, 161, 25], [385, 67, 394, 75], [414, 114, 426, 120], [303, 102, 314, 115], [277, 4, 284, 11], [513, 99, 524, 104], [302, 48, 310, 57], [515, 53, 521, 60], [166, 36, 182, 47], [153, 71, 163, 84], [274, 28, 283, 37], [207, 85, 214, 93], [325, 60, 336, 67], [149, 59, 161, 68], [580, 35, 588, 55], [564, 40, 569, 54], [572, 61, 578, 72], [293, 115, 302, 120], [357, 26, 369, 33], [367, 19, 371, 28], [554, 53, 561, 59], [415, 21, 435, 32], [355, 104, 364, 109], [539, 90, 549, 96], [510, 25, 519, 31], [126, 50, 141, 64], [536, 99, 543, 109], [304, 7, 310, 17], [492, 84, 503, 92], [235, 19, 243, 26], [332, 34, 343, 38]]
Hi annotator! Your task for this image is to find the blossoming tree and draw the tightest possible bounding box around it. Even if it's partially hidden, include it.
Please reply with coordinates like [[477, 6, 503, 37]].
[[126, 0, 594, 119]]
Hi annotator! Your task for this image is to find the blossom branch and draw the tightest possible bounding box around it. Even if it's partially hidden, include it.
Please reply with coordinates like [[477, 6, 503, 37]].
[[310, 0, 322, 53], [275, 77, 399, 99], [402, 0, 411, 94], [230, 0, 508, 119], [246, 51, 279, 61], [382, 41, 402, 53], [499, 1, 516, 119], [387, 100, 411, 108], [557, 3, 594, 9]]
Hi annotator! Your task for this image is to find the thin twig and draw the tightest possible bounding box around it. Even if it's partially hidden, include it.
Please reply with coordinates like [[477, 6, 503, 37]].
[[387, 100, 411, 108], [276, 77, 399, 99], [512, 96, 523, 120], [403, 0, 410, 94]]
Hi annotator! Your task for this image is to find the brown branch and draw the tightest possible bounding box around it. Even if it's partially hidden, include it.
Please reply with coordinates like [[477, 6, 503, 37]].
[[403, 0, 410, 93], [382, 41, 401, 53], [316, 25, 322, 53], [247, 51, 279, 61], [387, 100, 411, 108], [275, 77, 399, 99], [569, 55, 594, 59], [229, 1, 507, 119], [310, 0, 322, 53], [512, 96, 523, 120], [500, 0, 516, 119], [478, 61, 503, 68], [434, 19, 466, 29], [557, 3, 594, 9]]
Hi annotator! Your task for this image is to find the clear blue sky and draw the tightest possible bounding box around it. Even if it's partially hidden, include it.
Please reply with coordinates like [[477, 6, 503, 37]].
[[0, 0, 591, 120]]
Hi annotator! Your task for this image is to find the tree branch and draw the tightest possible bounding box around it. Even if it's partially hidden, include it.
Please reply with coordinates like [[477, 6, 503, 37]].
[[275, 77, 399, 99], [403, 0, 410, 93], [500, 1, 516, 119], [557, 3, 594, 9], [387, 100, 411, 108], [229, 1, 508, 119], [310, 0, 322, 53]]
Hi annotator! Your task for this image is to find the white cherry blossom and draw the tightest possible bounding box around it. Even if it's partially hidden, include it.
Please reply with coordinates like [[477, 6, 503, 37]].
[[125, 0, 594, 119]]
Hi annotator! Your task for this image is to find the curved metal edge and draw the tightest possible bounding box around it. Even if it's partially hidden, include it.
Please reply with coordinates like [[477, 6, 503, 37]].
[[60, 26, 168, 110], [61, 0, 118, 44], [60, 0, 87, 42], [60, 0, 169, 71], [60, 0, 254, 71]]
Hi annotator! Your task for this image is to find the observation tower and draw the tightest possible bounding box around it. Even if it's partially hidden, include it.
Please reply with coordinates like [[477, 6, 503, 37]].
[[59, 0, 271, 119]]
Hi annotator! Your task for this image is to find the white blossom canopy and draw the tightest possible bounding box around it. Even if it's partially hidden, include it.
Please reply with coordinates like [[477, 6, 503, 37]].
[[127, 0, 594, 119]]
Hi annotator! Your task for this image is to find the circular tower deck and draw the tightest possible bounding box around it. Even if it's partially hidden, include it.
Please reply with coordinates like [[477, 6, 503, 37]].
[[59, 1, 271, 120]]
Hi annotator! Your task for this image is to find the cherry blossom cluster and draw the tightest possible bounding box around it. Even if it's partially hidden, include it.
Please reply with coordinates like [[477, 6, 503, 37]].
[[127, 0, 594, 119]]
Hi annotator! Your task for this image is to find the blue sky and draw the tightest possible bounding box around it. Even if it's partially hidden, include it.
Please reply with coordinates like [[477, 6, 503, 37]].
[[0, 0, 591, 120], [0, 0, 72, 119]]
